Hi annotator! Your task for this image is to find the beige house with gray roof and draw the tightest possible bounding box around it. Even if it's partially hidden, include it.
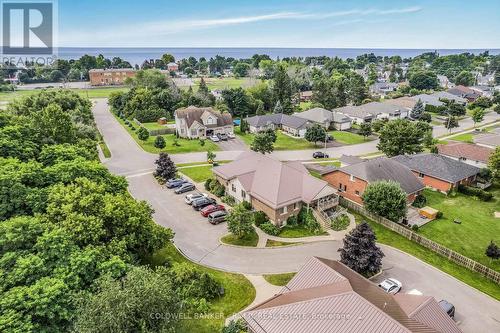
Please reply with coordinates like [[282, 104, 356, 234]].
[[174, 106, 233, 139]]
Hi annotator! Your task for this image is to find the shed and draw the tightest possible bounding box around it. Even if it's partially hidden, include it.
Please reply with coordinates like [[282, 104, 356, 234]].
[[419, 206, 438, 220], [157, 117, 167, 125]]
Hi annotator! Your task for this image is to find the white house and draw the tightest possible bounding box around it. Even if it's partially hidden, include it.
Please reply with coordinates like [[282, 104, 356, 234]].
[[174, 106, 233, 139]]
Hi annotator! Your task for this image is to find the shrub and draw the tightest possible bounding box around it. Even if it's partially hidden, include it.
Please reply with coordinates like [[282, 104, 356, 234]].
[[209, 180, 225, 197], [204, 178, 213, 191], [241, 201, 252, 211], [170, 263, 224, 300], [286, 215, 298, 226], [260, 222, 280, 236], [411, 224, 419, 231], [221, 195, 236, 206], [331, 214, 350, 231], [253, 211, 269, 226], [154, 135, 166, 149], [412, 194, 427, 208], [436, 211, 443, 219], [457, 184, 493, 201]]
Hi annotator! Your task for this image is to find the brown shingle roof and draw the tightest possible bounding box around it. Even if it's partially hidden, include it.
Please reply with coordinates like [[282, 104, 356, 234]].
[[174, 106, 233, 129], [437, 142, 493, 163]]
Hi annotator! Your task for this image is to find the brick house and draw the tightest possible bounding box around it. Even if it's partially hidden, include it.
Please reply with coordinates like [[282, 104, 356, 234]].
[[213, 152, 339, 226], [322, 157, 424, 205], [89, 68, 136, 86], [174, 106, 233, 139], [392, 153, 481, 193]]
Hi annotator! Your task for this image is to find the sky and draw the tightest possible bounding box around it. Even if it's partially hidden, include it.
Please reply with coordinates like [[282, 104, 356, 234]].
[[57, 0, 500, 48]]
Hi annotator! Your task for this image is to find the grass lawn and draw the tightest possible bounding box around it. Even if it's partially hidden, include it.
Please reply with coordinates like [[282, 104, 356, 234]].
[[98, 141, 111, 158], [263, 273, 297, 286], [178, 165, 214, 183], [192, 77, 261, 91], [146, 243, 255, 332], [278, 224, 328, 238], [299, 101, 312, 111], [141, 122, 170, 131], [448, 133, 474, 143], [330, 131, 370, 145], [418, 187, 500, 271], [265, 239, 302, 247], [350, 211, 500, 301], [235, 128, 318, 151], [308, 170, 322, 179], [113, 112, 220, 154], [0, 87, 128, 102], [221, 231, 259, 247]]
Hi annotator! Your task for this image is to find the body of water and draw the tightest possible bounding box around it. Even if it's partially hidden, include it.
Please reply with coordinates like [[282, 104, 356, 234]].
[[57, 47, 500, 66]]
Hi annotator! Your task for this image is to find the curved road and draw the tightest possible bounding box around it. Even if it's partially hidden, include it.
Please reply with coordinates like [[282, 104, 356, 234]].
[[93, 99, 500, 333]]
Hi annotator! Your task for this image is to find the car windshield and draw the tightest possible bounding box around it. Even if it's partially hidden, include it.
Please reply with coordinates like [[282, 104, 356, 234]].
[[379, 280, 395, 291]]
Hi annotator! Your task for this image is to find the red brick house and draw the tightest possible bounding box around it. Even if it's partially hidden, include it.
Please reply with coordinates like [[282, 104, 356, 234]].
[[322, 157, 424, 205], [392, 153, 481, 193]]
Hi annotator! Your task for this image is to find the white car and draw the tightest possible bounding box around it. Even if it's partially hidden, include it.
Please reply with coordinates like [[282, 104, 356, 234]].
[[185, 192, 208, 205], [378, 278, 402, 294], [210, 135, 220, 142], [227, 133, 235, 139]]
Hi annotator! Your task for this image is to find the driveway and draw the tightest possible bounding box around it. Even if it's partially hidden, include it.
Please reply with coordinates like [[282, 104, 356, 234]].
[[93, 99, 500, 333], [215, 137, 249, 151]]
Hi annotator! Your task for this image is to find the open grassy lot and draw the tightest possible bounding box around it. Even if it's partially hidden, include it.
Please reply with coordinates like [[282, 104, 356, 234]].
[[330, 131, 370, 145], [113, 112, 219, 154], [235, 128, 318, 151], [418, 187, 500, 271], [221, 231, 259, 247], [179, 165, 214, 183], [146, 243, 255, 332], [0, 87, 128, 102], [263, 273, 297, 286], [141, 121, 171, 131], [192, 77, 261, 91], [350, 211, 500, 301]]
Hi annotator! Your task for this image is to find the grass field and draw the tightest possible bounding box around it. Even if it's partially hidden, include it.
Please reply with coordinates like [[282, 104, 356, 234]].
[[263, 273, 297, 286], [141, 122, 171, 131], [418, 187, 500, 271], [0, 87, 129, 102], [146, 243, 255, 332], [113, 113, 219, 154], [330, 131, 371, 145], [235, 128, 319, 151], [192, 77, 261, 91], [221, 231, 259, 247], [350, 211, 500, 301], [178, 165, 214, 183]]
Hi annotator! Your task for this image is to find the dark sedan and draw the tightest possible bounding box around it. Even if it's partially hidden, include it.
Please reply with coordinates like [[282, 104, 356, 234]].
[[313, 151, 329, 159], [174, 182, 195, 194], [166, 178, 188, 189], [192, 197, 217, 211]]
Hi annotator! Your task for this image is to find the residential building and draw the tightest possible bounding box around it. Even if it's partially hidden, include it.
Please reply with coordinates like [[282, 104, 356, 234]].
[[174, 106, 233, 139], [411, 94, 445, 107], [242, 257, 462, 333], [339, 154, 363, 167], [370, 82, 399, 96], [167, 62, 179, 72], [383, 96, 418, 110], [430, 91, 467, 105], [437, 74, 454, 89], [245, 114, 310, 138], [334, 102, 408, 124], [322, 157, 424, 205], [392, 153, 480, 193], [437, 142, 493, 168], [470, 85, 494, 98], [476, 73, 494, 86], [294, 107, 352, 130], [89, 68, 136, 86], [299, 90, 313, 102], [213, 152, 339, 226], [447, 85, 481, 102]]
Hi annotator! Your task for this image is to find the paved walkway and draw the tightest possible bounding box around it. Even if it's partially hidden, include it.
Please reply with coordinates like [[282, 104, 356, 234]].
[[92, 99, 500, 333]]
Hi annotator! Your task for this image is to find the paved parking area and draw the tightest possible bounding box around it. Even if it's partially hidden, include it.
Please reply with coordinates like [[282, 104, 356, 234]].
[[215, 137, 248, 151]]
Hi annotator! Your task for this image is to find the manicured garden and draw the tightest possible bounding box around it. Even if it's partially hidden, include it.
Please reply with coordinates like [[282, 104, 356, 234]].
[[349, 210, 500, 301], [418, 187, 500, 271], [263, 273, 297, 286], [146, 243, 256, 333], [114, 112, 219, 154]]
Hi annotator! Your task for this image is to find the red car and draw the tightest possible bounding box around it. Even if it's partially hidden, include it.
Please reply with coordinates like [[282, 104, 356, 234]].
[[200, 204, 226, 217]]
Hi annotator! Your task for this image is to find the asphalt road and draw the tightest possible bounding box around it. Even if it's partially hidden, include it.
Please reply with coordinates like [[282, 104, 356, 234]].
[[93, 99, 500, 333]]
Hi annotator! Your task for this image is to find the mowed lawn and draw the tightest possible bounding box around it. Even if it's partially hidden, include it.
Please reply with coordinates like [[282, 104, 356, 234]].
[[418, 187, 500, 271], [178, 165, 214, 183], [448, 133, 474, 143], [0, 87, 128, 102], [114, 113, 219, 154], [330, 131, 370, 145], [192, 77, 261, 91], [235, 128, 318, 150], [146, 243, 255, 333]]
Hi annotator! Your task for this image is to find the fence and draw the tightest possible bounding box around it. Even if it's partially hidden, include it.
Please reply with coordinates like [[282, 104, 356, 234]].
[[340, 197, 500, 284], [133, 118, 175, 136]]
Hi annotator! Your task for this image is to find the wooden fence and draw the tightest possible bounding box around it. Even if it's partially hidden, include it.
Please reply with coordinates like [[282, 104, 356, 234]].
[[133, 118, 175, 136], [340, 197, 500, 284]]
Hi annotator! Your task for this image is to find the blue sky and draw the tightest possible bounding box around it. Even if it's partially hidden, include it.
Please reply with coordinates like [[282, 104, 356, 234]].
[[58, 0, 500, 48]]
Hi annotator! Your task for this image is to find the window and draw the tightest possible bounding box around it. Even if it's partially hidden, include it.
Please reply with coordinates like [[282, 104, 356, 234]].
[[231, 184, 236, 192], [344, 185, 347, 192], [339, 183, 343, 191], [191, 129, 197, 136], [241, 190, 246, 199], [355, 190, 360, 196], [279, 206, 287, 215], [350, 175, 355, 182], [294, 202, 299, 210], [418, 173, 424, 178]]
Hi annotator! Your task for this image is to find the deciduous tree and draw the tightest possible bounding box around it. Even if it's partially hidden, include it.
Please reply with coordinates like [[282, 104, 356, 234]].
[[362, 181, 408, 221], [226, 203, 255, 238]]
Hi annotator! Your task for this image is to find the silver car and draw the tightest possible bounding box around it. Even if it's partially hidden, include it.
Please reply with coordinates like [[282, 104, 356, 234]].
[[185, 192, 208, 205], [378, 278, 402, 294]]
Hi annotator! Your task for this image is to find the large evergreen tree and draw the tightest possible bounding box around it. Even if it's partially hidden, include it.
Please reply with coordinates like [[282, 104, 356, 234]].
[[272, 63, 294, 114], [410, 99, 425, 120], [338, 222, 384, 277], [154, 153, 177, 180]]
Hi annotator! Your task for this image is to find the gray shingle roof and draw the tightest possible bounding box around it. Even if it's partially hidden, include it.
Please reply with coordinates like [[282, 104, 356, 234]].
[[245, 114, 310, 130], [392, 153, 480, 183], [175, 106, 233, 128], [336, 157, 425, 194], [334, 102, 403, 119], [294, 107, 351, 124]]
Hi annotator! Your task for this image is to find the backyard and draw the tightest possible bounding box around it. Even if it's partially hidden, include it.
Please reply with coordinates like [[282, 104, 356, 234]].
[[418, 187, 500, 271], [146, 243, 255, 332]]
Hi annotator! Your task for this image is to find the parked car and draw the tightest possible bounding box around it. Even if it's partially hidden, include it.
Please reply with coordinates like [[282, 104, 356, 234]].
[[313, 151, 329, 159], [185, 192, 208, 204], [210, 135, 220, 142], [200, 204, 226, 217], [166, 178, 188, 189], [192, 197, 217, 211], [208, 210, 227, 224], [218, 133, 228, 141], [378, 278, 402, 294], [174, 182, 195, 194], [438, 300, 455, 318], [227, 133, 235, 139]]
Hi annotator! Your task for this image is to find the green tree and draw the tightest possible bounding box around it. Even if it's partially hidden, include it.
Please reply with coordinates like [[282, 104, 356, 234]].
[[251, 132, 274, 154], [358, 122, 372, 139], [154, 135, 166, 149], [222, 88, 251, 117], [161, 53, 175, 64], [454, 70, 475, 86], [207, 150, 216, 163], [362, 181, 408, 221], [239, 119, 250, 133], [154, 152, 177, 181], [410, 99, 425, 119], [272, 63, 294, 114], [485, 241, 500, 261], [137, 127, 149, 141], [338, 222, 384, 277], [377, 119, 427, 157], [444, 116, 459, 132], [273, 100, 284, 114], [471, 107, 485, 127], [226, 203, 255, 238], [256, 101, 265, 115], [233, 62, 251, 78], [409, 70, 438, 90], [488, 147, 500, 181], [304, 124, 326, 146]]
